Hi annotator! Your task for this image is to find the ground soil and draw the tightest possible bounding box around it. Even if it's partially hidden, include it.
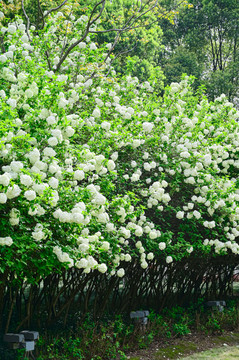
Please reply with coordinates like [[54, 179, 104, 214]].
[[127, 331, 239, 360]]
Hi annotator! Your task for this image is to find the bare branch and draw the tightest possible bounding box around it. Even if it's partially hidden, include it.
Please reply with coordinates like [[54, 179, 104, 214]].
[[21, 0, 31, 42], [55, 0, 106, 72], [45, 50, 52, 70], [54, 0, 183, 73], [37, 0, 45, 29], [43, 0, 68, 19], [105, 43, 138, 77]]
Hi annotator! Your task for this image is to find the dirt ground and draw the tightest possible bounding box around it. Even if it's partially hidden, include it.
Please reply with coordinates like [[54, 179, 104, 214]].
[[127, 331, 239, 360]]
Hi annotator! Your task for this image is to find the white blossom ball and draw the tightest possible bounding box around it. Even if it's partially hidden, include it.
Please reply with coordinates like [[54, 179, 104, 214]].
[[147, 252, 154, 260], [0, 193, 7, 203], [74, 170, 85, 181], [24, 190, 36, 201], [117, 268, 125, 277], [142, 122, 154, 132], [107, 160, 115, 171], [20, 174, 33, 186], [101, 121, 111, 130], [98, 263, 107, 273], [159, 242, 166, 250], [48, 137, 58, 146], [48, 177, 59, 189], [0, 174, 10, 186], [166, 256, 173, 264], [176, 211, 184, 219], [101, 241, 110, 251], [76, 258, 88, 269]]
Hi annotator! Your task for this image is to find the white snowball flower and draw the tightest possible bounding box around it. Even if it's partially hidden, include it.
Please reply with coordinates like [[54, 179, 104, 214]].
[[117, 268, 125, 277], [74, 170, 85, 181], [0, 193, 7, 203], [46, 115, 57, 125], [48, 177, 59, 189], [149, 230, 157, 239], [166, 256, 173, 264], [142, 122, 154, 132], [43, 147, 56, 157], [6, 185, 21, 199], [20, 174, 33, 186], [101, 241, 110, 251], [98, 263, 107, 273], [107, 160, 115, 171], [101, 121, 111, 130], [0, 237, 13, 246], [176, 211, 184, 219], [24, 190, 36, 201], [159, 242, 166, 250], [132, 139, 141, 148], [76, 258, 88, 269], [141, 261, 148, 269], [147, 252, 154, 260], [7, 98, 17, 108], [0, 174, 10, 186], [48, 137, 58, 146]]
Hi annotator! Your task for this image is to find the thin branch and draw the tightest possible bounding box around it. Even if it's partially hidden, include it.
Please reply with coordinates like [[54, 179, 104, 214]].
[[37, 0, 45, 29], [45, 50, 52, 70], [43, 0, 68, 19], [55, 0, 106, 72], [21, 0, 31, 42], [105, 44, 138, 77]]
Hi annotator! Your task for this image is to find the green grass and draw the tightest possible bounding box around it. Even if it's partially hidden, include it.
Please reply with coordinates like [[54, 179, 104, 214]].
[[181, 345, 239, 359]]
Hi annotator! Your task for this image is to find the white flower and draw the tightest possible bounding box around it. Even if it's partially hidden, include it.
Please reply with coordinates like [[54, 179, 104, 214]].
[[0, 55, 7, 63], [76, 258, 88, 269], [48, 177, 59, 189], [101, 241, 110, 251], [43, 147, 56, 157], [6, 185, 21, 199], [20, 174, 33, 186], [7, 98, 17, 108], [79, 42, 86, 49], [131, 173, 140, 182], [65, 126, 75, 137], [193, 210, 201, 219], [117, 268, 125, 277], [142, 122, 154, 132], [90, 43, 97, 50], [98, 263, 107, 273], [46, 115, 57, 125], [24, 190, 36, 201], [176, 211, 184, 219], [141, 261, 148, 269], [48, 137, 58, 146], [0, 174, 10, 186], [107, 160, 115, 171], [101, 121, 111, 130], [159, 242, 166, 250], [147, 252, 154, 260], [132, 139, 141, 148], [0, 193, 7, 203], [8, 24, 16, 34], [149, 230, 157, 239], [74, 170, 85, 181], [166, 256, 173, 264], [10, 217, 19, 226], [187, 246, 193, 253], [0, 237, 13, 246], [125, 254, 131, 262], [32, 230, 45, 241]]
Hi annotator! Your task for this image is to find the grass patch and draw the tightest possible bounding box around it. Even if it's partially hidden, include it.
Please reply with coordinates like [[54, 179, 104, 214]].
[[154, 341, 198, 360], [181, 346, 239, 359]]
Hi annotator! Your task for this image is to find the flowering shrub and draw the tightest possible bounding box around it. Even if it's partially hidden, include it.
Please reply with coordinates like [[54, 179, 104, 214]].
[[0, 12, 239, 287]]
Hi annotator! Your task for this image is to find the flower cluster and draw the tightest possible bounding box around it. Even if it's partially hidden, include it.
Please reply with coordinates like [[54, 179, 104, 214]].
[[0, 13, 238, 281]]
